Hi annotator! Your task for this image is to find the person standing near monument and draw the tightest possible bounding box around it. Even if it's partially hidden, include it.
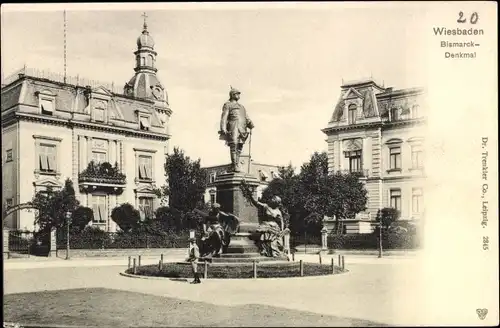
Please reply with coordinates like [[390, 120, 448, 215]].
[[187, 237, 201, 284], [219, 87, 254, 172]]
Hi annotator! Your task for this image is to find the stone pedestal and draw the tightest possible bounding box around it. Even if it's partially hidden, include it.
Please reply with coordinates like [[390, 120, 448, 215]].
[[213, 172, 260, 254], [213, 172, 260, 227], [3, 229, 10, 259], [48, 228, 57, 257]]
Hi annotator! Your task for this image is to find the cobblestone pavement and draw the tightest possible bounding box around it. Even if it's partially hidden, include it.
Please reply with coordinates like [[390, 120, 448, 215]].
[[4, 254, 428, 326]]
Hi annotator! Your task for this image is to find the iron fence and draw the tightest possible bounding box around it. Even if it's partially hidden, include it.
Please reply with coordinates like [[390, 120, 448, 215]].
[[8, 230, 51, 256], [290, 232, 322, 253]]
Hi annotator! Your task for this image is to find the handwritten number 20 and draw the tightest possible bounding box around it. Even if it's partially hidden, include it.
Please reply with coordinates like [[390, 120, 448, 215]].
[[457, 11, 479, 24]]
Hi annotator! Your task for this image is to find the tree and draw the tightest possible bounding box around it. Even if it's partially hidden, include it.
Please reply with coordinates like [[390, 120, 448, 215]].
[[257, 151, 368, 236], [377, 207, 401, 230], [70, 206, 94, 233], [319, 172, 368, 234], [156, 147, 208, 214], [31, 178, 80, 232], [111, 203, 141, 232]]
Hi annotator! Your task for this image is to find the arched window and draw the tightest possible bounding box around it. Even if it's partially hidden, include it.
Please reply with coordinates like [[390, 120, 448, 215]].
[[149, 55, 154, 68], [141, 57, 145, 66], [348, 104, 357, 124]]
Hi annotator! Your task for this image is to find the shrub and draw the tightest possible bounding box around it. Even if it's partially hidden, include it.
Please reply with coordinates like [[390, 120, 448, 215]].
[[111, 203, 141, 232]]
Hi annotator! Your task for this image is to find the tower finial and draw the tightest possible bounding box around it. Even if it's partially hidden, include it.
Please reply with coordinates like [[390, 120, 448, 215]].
[[142, 12, 148, 31]]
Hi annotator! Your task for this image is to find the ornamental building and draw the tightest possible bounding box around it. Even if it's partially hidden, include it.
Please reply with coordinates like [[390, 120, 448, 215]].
[[322, 79, 426, 234], [1, 20, 171, 232]]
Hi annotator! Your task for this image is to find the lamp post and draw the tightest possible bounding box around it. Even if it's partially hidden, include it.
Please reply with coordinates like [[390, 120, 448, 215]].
[[378, 218, 383, 258], [65, 211, 72, 260]]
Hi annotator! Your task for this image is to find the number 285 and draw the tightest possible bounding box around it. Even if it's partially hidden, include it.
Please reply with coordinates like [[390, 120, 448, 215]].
[[457, 11, 479, 24], [483, 236, 489, 250]]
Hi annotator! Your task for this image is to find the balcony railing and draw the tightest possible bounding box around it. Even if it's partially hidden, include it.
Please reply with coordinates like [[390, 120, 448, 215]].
[[78, 162, 126, 193], [2, 66, 122, 94]]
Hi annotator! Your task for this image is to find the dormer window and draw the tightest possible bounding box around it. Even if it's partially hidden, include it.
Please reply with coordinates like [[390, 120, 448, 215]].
[[390, 107, 400, 121], [209, 173, 216, 183], [40, 98, 54, 115], [94, 108, 105, 122], [411, 105, 420, 119], [139, 115, 151, 131], [36, 90, 56, 116], [348, 104, 357, 124]]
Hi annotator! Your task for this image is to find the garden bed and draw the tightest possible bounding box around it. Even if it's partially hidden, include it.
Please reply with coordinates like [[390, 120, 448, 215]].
[[126, 262, 345, 279]]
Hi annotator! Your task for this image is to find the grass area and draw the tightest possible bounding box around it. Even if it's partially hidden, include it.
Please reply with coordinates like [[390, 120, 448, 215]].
[[4, 288, 387, 327], [127, 262, 344, 279]]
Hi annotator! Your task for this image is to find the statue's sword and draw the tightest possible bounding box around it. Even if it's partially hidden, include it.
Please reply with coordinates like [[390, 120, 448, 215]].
[[247, 129, 252, 174]]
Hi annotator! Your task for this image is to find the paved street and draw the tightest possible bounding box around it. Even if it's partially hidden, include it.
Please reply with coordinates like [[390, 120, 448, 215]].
[[4, 254, 428, 326]]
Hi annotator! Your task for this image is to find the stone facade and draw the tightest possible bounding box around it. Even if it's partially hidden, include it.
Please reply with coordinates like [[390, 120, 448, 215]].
[[322, 79, 426, 233], [1, 21, 171, 232]]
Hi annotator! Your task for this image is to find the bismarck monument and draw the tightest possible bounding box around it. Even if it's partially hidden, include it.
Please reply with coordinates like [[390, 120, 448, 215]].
[[209, 87, 288, 260], [214, 87, 261, 254]]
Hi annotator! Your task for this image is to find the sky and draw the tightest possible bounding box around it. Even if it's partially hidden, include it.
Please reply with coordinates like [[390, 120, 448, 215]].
[[1, 3, 427, 168]]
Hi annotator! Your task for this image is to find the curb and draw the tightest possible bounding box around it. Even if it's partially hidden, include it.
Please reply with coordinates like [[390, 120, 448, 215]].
[[119, 267, 349, 282]]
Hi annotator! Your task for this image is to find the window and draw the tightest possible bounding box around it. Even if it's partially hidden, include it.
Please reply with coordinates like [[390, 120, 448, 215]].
[[94, 108, 105, 122], [92, 151, 107, 164], [412, 188, 423, 213], [412, 105, 420, 119], [345, 150, 362, 173], [138, 155, 153, 180], [141, 57, 146, 66], [92, 195, 107, 224], [40, 98, 54, 115], [411, 145, 423, 169], [6, 149, 13, 162], [209, 173, 216, 183], [348, 104, 357, 124], [38, 144, 57, 172], [391, 107, 399, 121], [139, 116, 150, 131], [390, 189, 401, 211], [389, 147, 401, 170], [139, 197, 154, 219], [210, 194, 216, 205]]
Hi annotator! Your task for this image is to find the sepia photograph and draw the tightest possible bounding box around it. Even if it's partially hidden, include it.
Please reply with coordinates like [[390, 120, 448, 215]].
[[2, 2, 498, 327]]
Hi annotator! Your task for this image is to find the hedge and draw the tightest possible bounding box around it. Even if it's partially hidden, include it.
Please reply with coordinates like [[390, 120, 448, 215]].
[[327, 231, 421, 250], [56, 227, 189, 249]]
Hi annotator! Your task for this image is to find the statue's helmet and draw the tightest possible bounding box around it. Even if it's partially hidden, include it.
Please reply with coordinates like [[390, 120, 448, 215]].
[[212, 203, 221, 209], [229, 86, 241, 97], [272, 195, 282, 205]]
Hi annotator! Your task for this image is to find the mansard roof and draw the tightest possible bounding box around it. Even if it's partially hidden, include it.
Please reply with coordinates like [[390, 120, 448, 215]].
[[1, 75, 166, 128], [328, 80, 423, 123]]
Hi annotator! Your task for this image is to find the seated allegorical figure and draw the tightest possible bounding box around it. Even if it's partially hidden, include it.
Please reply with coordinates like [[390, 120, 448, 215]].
[[245, 192, 287, 258], [193, 203, 240, 258]]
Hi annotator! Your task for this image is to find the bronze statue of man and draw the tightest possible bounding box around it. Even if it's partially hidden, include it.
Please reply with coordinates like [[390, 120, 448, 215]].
[[219, 87, 254, 172]]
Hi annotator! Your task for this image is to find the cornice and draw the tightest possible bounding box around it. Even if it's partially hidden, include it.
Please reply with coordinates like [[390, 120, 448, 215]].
[[322, 118, 426, 135], [11, 112, 170, 141]]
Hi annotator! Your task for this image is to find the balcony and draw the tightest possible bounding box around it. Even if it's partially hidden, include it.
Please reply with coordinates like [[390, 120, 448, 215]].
[[78, 161, 126, 194], [335, 169, 369, 177]]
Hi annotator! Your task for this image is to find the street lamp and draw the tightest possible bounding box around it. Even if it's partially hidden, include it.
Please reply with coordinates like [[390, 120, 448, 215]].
[[65, 211, 72, 260]]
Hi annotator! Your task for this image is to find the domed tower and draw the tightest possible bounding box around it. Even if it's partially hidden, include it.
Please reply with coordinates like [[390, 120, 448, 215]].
[[124, 13, 169, 107]]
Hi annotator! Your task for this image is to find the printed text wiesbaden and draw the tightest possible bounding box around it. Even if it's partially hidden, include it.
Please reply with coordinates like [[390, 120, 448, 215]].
[[433, 27, 484, 36]]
